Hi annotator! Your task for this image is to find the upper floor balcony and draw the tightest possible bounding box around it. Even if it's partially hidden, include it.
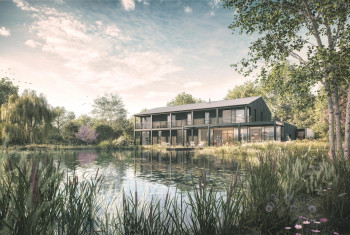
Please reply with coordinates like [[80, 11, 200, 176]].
[[135, 116, 252, 130]]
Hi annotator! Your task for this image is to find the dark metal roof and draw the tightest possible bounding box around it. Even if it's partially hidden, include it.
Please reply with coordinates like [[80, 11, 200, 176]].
[[134, 96, 262, 116]]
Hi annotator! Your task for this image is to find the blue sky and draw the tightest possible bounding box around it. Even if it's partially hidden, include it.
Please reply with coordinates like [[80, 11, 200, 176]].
[[0, 0, 255, 117]]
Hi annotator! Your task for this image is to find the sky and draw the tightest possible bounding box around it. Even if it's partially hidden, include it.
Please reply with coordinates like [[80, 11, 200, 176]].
[[0, 0, 256, 118]]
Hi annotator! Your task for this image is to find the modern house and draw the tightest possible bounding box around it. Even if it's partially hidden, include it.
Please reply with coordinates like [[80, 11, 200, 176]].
[[133, 96, 298, 146]]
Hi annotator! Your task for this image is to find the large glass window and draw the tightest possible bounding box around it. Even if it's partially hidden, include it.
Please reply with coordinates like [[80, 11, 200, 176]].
[[276, 126, 281, 141], [240, 127, 248, 142], [249, 127, 262, 142], [142, 131, 150, 145], [205, 112, 210, 124], [262, 126, 274, 141], [223, 110, 231, 123], [236, 109, 245, 123], [233, 127, 239, 142], [199, 129, 208, 146], [231, 110, 236, 123], [187, 113, 192, 125]]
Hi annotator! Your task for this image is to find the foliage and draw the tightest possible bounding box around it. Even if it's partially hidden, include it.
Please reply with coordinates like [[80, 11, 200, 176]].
[[224, 81, 263, 100], [224, 64, 317, 129], [92, 92, 127, 127], [1, 143, 349, 234], [75, 125, 98, 144], [62, 121, 80, 144], [260, 62, 316, 125], [0, 152, 102, 235], [167, 92, 204, 106], [95, 124, 115, 143], [52, 106, 75, 132], [0, 77, 18, 107], [0, 90, 53, 144]]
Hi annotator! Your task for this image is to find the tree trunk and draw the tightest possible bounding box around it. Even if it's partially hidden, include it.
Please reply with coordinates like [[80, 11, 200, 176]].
[[333, 87, 343, 156], [326, 81, 336, 160], [344, 85, 350, 160]]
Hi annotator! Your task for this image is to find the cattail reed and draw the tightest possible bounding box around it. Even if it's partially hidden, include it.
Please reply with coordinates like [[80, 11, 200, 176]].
[[199, 176, 202, 197]]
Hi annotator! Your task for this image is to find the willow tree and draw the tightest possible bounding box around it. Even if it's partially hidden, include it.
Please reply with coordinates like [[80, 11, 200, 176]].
[[1, 90, 53, 144], [223, 0, 350, 159]]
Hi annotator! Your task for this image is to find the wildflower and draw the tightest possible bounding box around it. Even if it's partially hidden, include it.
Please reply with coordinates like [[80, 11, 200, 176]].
[[323, 189, 327, 192], [314, 221, 320, 224], [285, 227, 291, 230], [333, 232, 340, 235], [311, 230, 320, 233], [295, 224, 302, 229], [265, 204, 273, 212], [308, 205, 317, 213], [299, 216, 308, 220], [267, 201, 275, 208], [296, 233, 302, 235], [303, 221, 310, 224], [320, 218, 328, 223]]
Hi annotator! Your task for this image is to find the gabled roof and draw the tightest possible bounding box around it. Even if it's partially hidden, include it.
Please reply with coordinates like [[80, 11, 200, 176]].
[[135, 96, 262, 116]]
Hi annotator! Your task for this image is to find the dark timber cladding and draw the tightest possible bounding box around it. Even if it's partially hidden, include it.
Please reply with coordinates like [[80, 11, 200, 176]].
[[133, 96, 298, 146]]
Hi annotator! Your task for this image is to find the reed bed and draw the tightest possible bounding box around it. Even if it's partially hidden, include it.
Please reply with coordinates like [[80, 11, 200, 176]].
[[0, 144, 348, 235]]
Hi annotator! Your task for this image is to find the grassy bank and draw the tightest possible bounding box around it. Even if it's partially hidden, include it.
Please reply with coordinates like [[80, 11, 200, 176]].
[[0, 142, 349, 234]]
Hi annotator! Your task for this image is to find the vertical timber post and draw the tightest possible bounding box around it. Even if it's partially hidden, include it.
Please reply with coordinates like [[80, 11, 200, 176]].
[[182, 126, 185, 146], [170, 113, 172, 145], [238, 123, 241, 142], [150, 114, 153, 145], [245, 106, 248, 123], [216, 108, 218, 124], [274, 121, 277, 141], [207, 124, 210, 146], [134, 116, 136, 145]]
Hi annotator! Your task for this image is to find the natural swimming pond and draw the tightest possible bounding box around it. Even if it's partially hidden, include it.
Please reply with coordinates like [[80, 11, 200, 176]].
[[55, 149, 244, 200]]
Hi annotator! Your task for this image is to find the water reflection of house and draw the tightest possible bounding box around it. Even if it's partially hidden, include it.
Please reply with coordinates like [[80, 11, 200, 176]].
[[134, 96, 302, 146]]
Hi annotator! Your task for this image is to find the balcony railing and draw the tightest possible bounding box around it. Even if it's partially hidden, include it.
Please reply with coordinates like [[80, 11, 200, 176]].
[[152, 121, 168, 128], [135, 115, 252, 129], [172, 119, 187, 127]]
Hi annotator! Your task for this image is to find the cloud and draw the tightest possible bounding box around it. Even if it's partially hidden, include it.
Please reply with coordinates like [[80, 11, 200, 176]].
[[184, 6, 192, 13], [12, 0, 182, 93], [210, 11, 215, 16], [209, 0, 221, 9], [184, 81, 202, 88], [25, 39, 41, 48], [105, 25, 131, 41], [0, 27, 11, 37], [121, 0, 135, 11]]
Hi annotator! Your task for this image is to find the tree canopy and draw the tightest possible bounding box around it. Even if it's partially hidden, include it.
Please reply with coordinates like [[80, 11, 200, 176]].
[[1, 90, 53, 144], [223, 0, 350, 159], [224, 81, 263, 100], [167, 92, 204, 106], [0, 77, 18, 107], [92, 93, 127, 125]]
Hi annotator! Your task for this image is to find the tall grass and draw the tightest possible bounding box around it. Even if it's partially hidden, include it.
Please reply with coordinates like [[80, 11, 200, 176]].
[[0, 144, 349, 234]]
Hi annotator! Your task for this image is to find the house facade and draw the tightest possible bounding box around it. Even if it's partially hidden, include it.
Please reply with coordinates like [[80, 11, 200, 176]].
[[133, 96, 297, 146]]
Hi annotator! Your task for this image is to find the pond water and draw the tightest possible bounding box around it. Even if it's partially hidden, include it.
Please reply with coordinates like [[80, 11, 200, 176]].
[[54, 149, 245, 201]]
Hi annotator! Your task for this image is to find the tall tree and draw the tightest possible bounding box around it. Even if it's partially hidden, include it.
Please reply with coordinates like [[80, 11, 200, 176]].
[[0, 77, 18, 107], [92, 92, 127, 127], [52, 107, 75, 132], [224, 81, 263, 100], [223, 0, 350, 159], [167, 92, 204, 106], [260, 62, 315, 124], [1, 90, 53, 144]]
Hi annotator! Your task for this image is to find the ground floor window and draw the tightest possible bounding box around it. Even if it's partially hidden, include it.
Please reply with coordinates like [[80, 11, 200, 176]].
[[142, 131, 150, 145]]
